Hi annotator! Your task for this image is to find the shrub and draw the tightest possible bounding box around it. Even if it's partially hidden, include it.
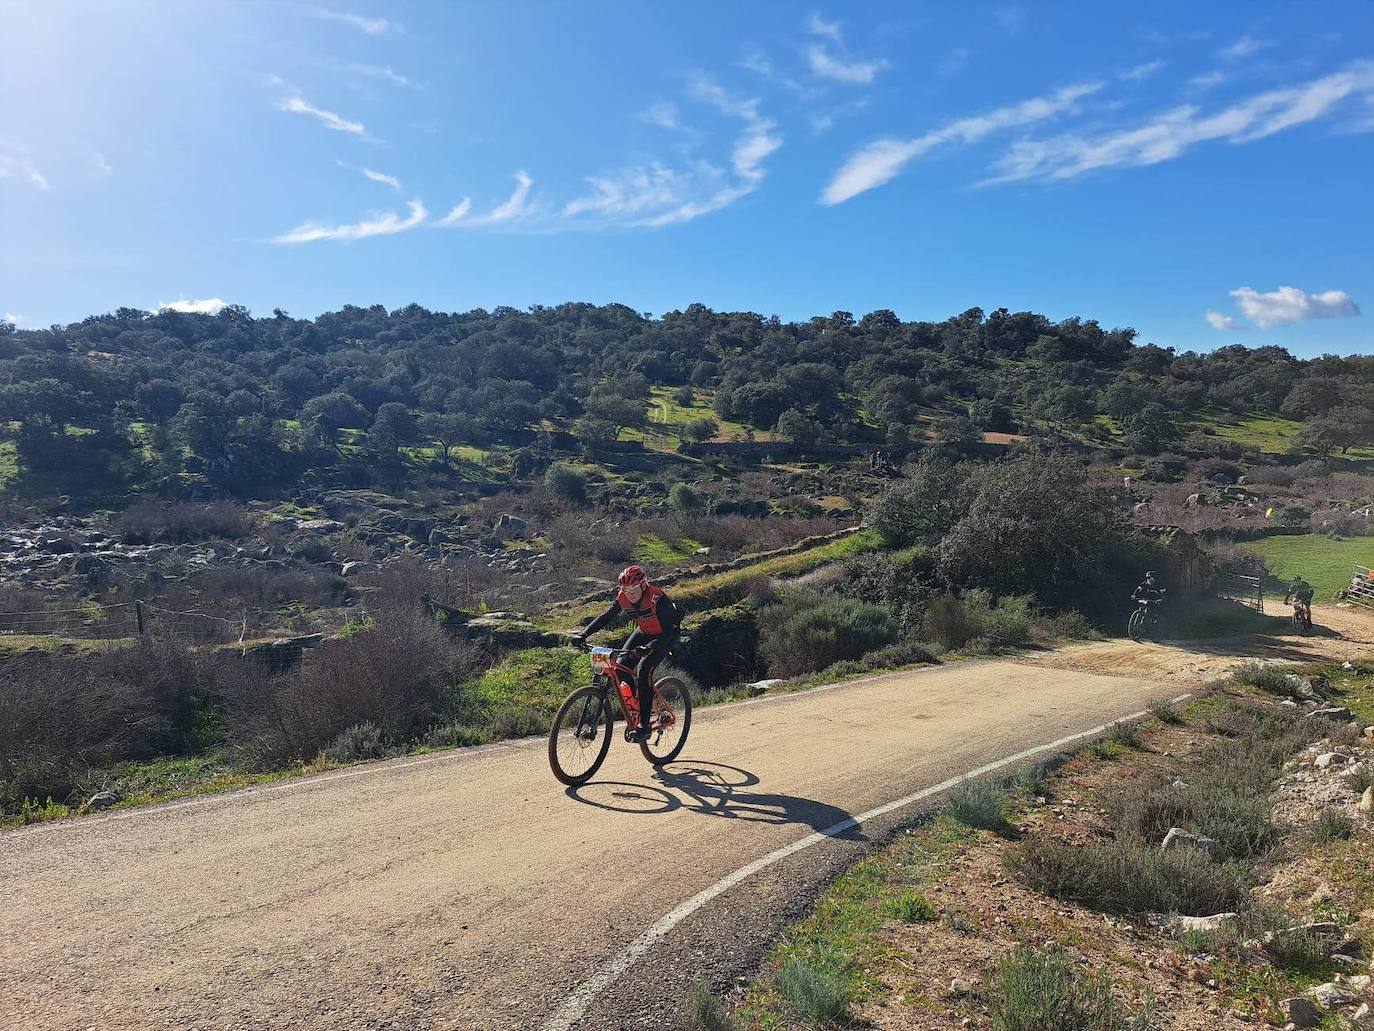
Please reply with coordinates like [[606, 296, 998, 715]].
[[775, 949, 851, 1026], [987, 943, 1147, 1031], [922, 591, 1035, 652], [545, 462, 588, 505], [758, 589, 897, 677], [486, 706, 550, 740], [885, 891, 936, 923], [1005, 834, 1253, 915], [668, 482, 705, 518], [1346, 764, 1374, 794], [1148, 699, 1183, 725], [1230, 660, 1306, 698], [1108, 776, 1280, 860], [686, 982, 737, 1031], [1106, 721, 1140, 749], [423, 722, 490, 749], [115, 500, 255, 544], [924, 594, 978, 650], [682, 417, 718, 445], [323, 722, 386, 763], [948, 778, 1013, 834], [1310, 810, 1354, 844]]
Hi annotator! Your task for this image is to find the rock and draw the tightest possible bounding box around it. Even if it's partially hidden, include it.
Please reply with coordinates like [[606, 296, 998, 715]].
[[746, 679, 785, 696], [1353, 1002, 1371, 1028], [1162, 827, 1223, 859], [1316, 752, 1354, 769], [948, 978, 974, 997], [1365, 726, 1374, 740], [1359, 786, 1373, 815], [1172, 779, 1189, 789], [1308, 982, 1360, 1008], [1176, 912, 1239, 933], [297, 519, 344, 535], [1308, 706, 1355, 722], [340, 561, 379, 577], [1281, 997, 1323, 1028], [492, 514, 529, 540], [39, 535, 78, 554], [85, 791, 118, 811], [1345, 975, 1370, 992]]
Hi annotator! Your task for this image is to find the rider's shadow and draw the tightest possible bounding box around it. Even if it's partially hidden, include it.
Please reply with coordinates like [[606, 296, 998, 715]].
[[565, 761, 864, 841]]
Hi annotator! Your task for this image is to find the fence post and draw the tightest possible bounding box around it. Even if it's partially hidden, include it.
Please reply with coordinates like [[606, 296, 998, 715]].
[[135, 599, 145, 636]]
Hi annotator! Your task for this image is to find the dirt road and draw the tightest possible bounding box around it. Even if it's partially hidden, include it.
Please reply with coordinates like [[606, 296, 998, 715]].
[[3, 606, 1370, 1031]]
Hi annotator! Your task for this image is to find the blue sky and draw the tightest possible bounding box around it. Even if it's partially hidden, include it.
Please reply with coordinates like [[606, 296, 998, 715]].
[[2, 0, 1371, 356]]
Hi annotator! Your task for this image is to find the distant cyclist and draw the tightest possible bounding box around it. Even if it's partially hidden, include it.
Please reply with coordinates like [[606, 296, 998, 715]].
[[1284, 574, 1314, 616], [575, 565, 681, 742], [1131, 570, 1166, 609]]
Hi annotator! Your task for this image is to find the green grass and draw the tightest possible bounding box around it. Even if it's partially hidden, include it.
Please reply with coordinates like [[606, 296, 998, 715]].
[[0, 438, 19, 490], [1191, 408, 1374, 458], [1164, 598, 1289, 640], [0, 634, 131, 658], [454, 647, 592, 727], [1243, 533, 1374, 598], [735, 814, 973, 1029], [635, 533, 706, 565]]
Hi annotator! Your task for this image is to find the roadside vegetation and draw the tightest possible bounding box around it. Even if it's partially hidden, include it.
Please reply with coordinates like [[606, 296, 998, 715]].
[[711, 662, 1374, 1029]]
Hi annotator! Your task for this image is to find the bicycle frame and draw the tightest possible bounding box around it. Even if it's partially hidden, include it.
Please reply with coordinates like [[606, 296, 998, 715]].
[[586, 645, 677, 733]]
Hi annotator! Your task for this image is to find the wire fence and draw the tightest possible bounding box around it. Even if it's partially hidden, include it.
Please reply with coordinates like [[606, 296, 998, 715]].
[[0, 600, 248, 644], [1345, 565, 1374, 611], [1218, 571, 1264, 614]]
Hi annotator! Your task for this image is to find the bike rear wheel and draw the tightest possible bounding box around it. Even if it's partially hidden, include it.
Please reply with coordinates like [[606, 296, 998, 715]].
[[1128, 607, 1147, 642], [549, 685, 613, 786], [639, 675, 692, 766]]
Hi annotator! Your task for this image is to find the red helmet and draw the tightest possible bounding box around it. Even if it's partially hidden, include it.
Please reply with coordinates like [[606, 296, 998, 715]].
[[618, 565, 647, 588]]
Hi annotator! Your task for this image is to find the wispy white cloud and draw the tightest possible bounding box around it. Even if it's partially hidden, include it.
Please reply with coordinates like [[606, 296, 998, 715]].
[[806, 45, 888, 84], [1230, 286, 1360, 329], [361, 167, 402, 190], [349, 63, 413, 88], [822, 81, 1101, 204], [464, 171, 536, 226], [984, 61, 1374, 184], [437, 198, 472, 226], [640, 101, 683, 131], [1219, 35, 1269, 61], [271, 199, 427, 244], [1205, 310, 1239, 330], [559, 76, 782, 228], [1120, 60, 1166, 82], [278, 95, 367, 137], [157, 298, 228, 314], [1190, 70, 1227, 91], [2, 312, 25, 324], [0, 150, 49, 190], [300, 5, 397, 35], [806, 13, 843, 44]]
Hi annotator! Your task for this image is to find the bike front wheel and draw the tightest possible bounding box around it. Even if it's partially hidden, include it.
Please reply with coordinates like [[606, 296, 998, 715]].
[[639, 675, 692, 766], [1127, 608, 1147, 642], [549, 685, 614, 786]]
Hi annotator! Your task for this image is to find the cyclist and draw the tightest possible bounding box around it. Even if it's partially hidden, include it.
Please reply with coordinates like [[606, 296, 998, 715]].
[[1131, 571, 1166, 624], [575, 565, 681, 742], [1284, 574, 1314, 620]]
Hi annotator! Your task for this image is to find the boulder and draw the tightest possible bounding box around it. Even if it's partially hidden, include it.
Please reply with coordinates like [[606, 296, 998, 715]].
[[1161, 827, 1224, 859], [1360, 786, 1373, 815], [746, 679, 786, 696], [85, 791, 119, 812], [297, 519, 344, 535], [1308, 982, 1360, 1009], [1281, 997, 1323, 1028], [492, 514, 529, 540], [1175, 912, 1238, 933], [1353, 1002, 1371, 1028], [340, 561, 379, 577], [1315, 752, 1353, 770], [39, 535, 78, 554], [1308, 706, 1355, 722]]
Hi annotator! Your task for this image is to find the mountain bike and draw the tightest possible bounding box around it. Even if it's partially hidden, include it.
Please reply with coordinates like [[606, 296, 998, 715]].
[[1127, 598, 1160, 642], [548, 641, 693, 786], [1291, 599, 1313, 634]]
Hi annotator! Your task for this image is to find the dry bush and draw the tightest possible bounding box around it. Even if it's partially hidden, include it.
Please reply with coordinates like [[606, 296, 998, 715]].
[[222, 605, 483, 764], [114, 500, 256, 544], [680, 514, 843, 556], [362, 554, 507, 612], [0, 640, 213, 810]]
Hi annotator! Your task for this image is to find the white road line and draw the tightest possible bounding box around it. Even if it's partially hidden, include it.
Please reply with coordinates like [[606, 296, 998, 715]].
[[540, 693, 1193, 1031]]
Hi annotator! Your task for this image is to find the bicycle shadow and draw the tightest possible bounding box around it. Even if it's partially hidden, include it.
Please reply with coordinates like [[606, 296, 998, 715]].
[[565, 761, 864, 841]]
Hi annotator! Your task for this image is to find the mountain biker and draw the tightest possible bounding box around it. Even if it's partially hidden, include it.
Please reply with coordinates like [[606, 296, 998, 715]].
[[1284, 574, 1314, 615], [575, 565, 681, 742], [1131, 571, 1166, 616]]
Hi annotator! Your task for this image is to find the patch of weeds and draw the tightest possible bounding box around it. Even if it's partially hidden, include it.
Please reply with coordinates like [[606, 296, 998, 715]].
[[423, 721, 490, 749], [775, 948, 852, 1027], [884, 891, 936, 923], [1149, 699, 1183, 725], [322, 721, 387, 763], [1309, 810, 1354, 844], [986, 943, 1152, 1031], [12, 796, 72, 827], [486, 706, 549, 740], [1106, 721, 1142, 749], [1230, 660, 1306, 699], [1108, 776, 1281, 861], [947, 778, 1014, 835], [1005, 834, 1254, 916], [1345, 763, 1374, 794], [686, 982, 738, 1031]]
